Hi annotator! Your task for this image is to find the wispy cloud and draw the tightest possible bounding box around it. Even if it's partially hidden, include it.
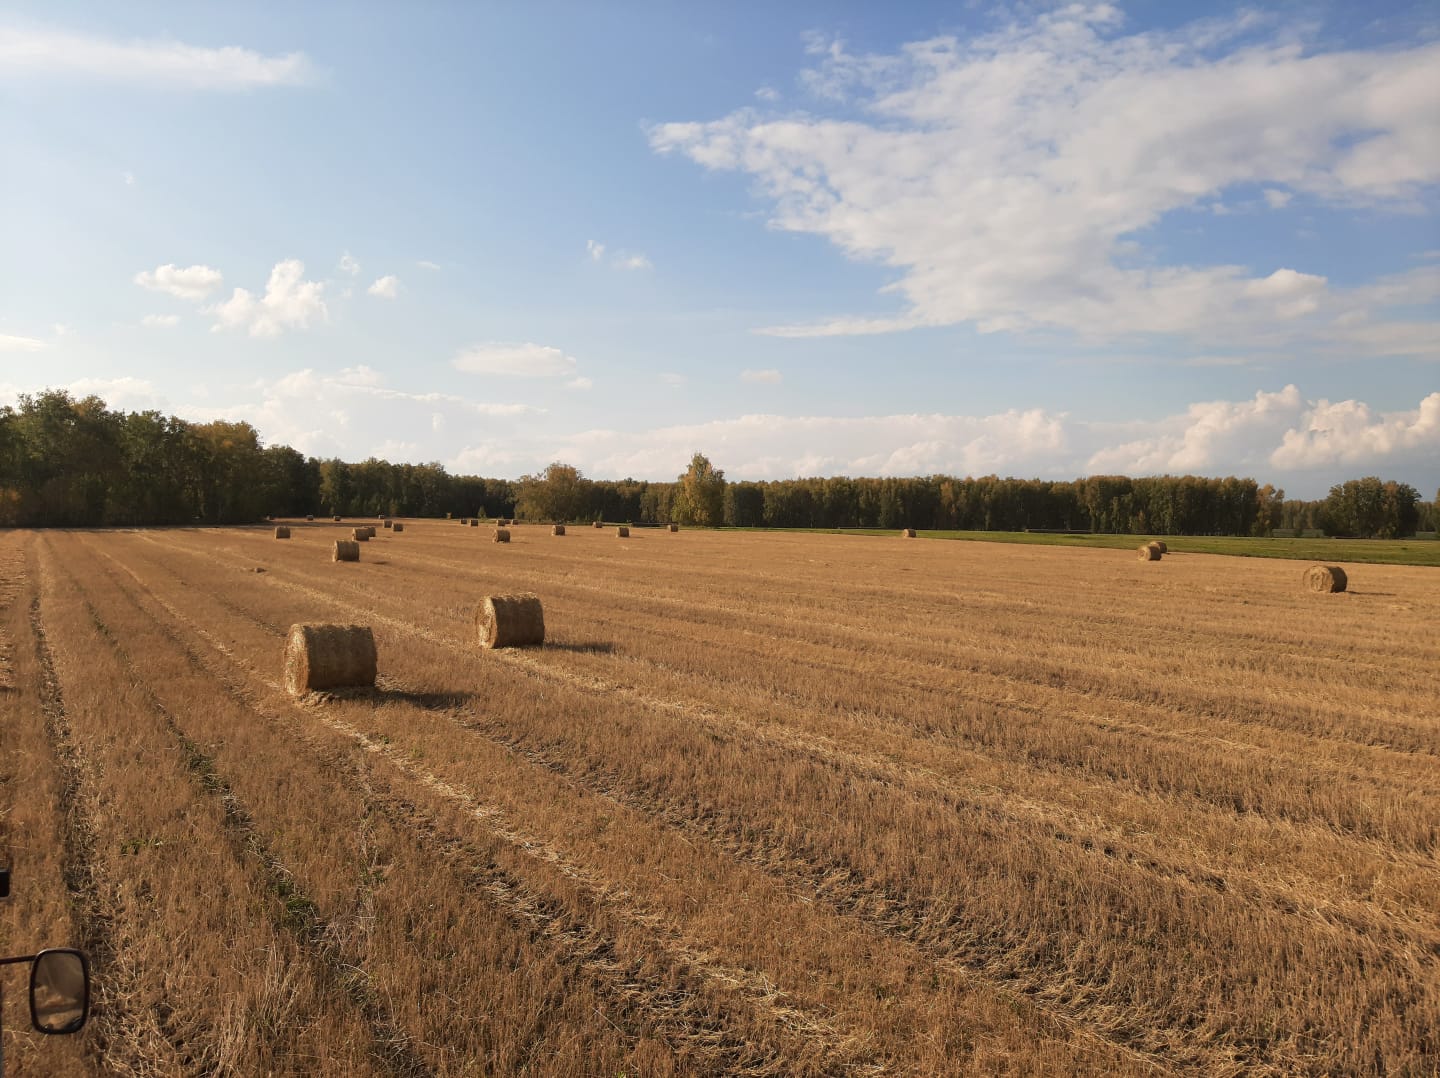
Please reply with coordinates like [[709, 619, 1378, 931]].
[[141, 313, 180, 329], [741, 368, 783, 384], [338, 251, 360, 276], [453, 342, 580, 378], [586, 239, 606, 262], [134, 263, 222, 301], [0, 334, 46, 352], [0, 22, 315, 89], [614, 252, 652, 271]]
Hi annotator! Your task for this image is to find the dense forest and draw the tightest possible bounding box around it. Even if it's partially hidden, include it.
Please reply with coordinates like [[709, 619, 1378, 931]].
[[2, 390, 1434, 538]]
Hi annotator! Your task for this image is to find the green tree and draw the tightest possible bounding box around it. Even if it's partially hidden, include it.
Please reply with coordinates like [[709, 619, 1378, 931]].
[[672, 452, 726, 527], [515, 461, 590, 521]]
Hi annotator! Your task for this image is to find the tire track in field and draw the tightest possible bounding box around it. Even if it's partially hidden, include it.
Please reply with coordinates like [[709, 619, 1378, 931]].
[[85, 538, 877, 1076], [113, 532, 1440, 941], [28, 538, 182, 1075]]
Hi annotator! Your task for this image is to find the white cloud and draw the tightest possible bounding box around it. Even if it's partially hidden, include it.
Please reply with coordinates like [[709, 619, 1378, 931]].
[[614, 252, 652, 271], [741, 368, 783, 384], [208, 259, 327, 338], [566, 377, 594, 391], [367, 274, 400, 299], [339, 251, 360, 275], [141, 313, 180, 328], [416, 259, 441, 271], [0, 334, 46, 352], [1087, 386, 1303, 474], [452, 342, 580, 378], [134, 263, 223, 301], [1271, 392, 1440, 471], [651, 9, 1440, 349], [586, 239, 606, 262], [755, 86, 780, 102], [122, 170, 135, 186], [50, 323, 69, 337], [0, 23, 314, 88], [659, 372, 686, 388], [64, 376, 167, 412]]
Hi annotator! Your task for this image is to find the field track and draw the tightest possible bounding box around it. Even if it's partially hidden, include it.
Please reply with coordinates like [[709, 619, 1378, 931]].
[[2, 521, 1436, 1075]]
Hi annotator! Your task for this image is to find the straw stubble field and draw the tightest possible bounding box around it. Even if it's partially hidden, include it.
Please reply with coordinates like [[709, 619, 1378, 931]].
[[1, 521, 1436, 1075]]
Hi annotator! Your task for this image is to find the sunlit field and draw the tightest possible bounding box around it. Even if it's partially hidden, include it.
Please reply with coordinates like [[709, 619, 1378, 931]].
[[2, 521, 1436, 1075]]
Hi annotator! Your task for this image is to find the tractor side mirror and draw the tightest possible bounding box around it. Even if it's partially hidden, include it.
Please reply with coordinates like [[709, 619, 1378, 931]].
[[29, 949, 89, 1034]]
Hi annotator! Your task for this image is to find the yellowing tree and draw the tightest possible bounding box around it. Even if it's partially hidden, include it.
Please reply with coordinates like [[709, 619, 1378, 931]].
[[672, 452, 726, 527]]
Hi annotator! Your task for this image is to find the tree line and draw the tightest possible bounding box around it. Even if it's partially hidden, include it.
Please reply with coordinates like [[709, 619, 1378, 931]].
[[2, 391, 1433, 538]]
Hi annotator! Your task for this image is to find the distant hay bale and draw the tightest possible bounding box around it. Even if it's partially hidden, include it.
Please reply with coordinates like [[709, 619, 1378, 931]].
[[365, 526, 377, 538], [333, 540, 360, 562], [446, 512, 452, 519], [351, 527, 370, 542], [1304, 565, 1348, 593], [902, 528, 917, 538], [1153, 540, 1168, 554], [498, 518, 511, 527], [1137, 543, 1161, 561], [616, 526, 629, 538], [274, 526, 291, 539], [551, 524, 566, 536], [475, 595, 544, 649], [383, 519, 393, 529], [668, 523, 679, 532], [332, 515, 341, 522], [392, 522, 404, 533], [306, 515, 315, 521], [377, 513, 385, 520], [494, 528, 511, 543], [469, 519, 479, 527], [284, 623, 376, 695], [593, 521, 603, 529]]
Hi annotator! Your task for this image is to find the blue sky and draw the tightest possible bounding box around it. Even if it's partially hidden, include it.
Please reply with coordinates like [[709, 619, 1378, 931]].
[[1, 2, 1436, 498]]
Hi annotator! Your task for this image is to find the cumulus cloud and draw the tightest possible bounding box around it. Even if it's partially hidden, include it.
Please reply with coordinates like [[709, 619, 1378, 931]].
[[339, 251, 360, 275], [1271, 393, 1440, 471], [0, 23, 314, 88], [586, 239, 606, 262], [741, 368, 783, 384], [141, 313, 180, 328], [651, 7, 1440, 349], [367, 274, 400, 299], [566, 377, 594, 391], [208, 259, 327, 337], [452, 342, 580, 378], [134, 263, 222, 301]]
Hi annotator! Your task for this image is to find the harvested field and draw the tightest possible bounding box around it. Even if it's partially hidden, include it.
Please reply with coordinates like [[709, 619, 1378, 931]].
[[1, 522, 1436, 1075]]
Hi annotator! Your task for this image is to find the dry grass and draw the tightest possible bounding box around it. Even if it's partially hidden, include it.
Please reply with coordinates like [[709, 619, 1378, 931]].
[[4, 522, 1437, 1075]]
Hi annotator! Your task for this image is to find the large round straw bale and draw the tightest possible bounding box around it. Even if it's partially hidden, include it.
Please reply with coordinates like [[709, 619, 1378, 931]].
[[551, 524, 566, 536], [1304, 565, 1347, 593], [284, 623, 376, 695], [392, 522, 404, 533], [1153, 540, 1168, 554], [475, 595, 544, 649], [616, 526, 629, 538], [351, 527, 370, 542], [593, 521, 604, 529], [1137, 543, 1161, 561], [274, 526, 291, 539], [306, 515, 315, 521], [332, 515, 341, 522], [469, 519, 479, 527], [365, 526, 377, 538], [902, 528, 917, 538], [333, 540, 360, 562], [668, 523, 679, 532], [493, 528, 511, 543], [383, 519, 393, 529]]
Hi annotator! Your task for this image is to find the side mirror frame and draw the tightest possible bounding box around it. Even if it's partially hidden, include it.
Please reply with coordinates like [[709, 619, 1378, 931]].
[[29, 948, 90, 1035]]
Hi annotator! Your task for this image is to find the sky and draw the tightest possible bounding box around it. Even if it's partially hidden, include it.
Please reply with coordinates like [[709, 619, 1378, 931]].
[[1, 1, 1437, 498]]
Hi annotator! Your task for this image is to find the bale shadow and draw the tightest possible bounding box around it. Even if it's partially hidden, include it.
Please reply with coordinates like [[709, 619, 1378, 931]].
[[545, 641, 616, 655], [375, 687, 479, 710]]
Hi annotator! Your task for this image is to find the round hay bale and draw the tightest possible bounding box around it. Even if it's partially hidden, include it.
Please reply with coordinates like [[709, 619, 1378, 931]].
[[274, 526, 291, 539], [475, 595, 544, 649], [469, 519, 479, 528], [493, 528, 511, 543], [365, 526, 377, 538], [351, 527, 370, 542], [551, 524, 566, 536], [616, 526, 629, 538], [901, 528, 917, 538], [383, 519, 393, 529], [1153, 540, 1168, 554], [593, 521, 604, 529], [306, 515, 315, 521], [1304, 565, 1347, 593], [284, 623, 376, 695], [333, 540, 360, 562], [392, 522, 404, 533], [332, 515, 341, 522], [668, 523, 679, 533], [1137, 543, 1161, 561]]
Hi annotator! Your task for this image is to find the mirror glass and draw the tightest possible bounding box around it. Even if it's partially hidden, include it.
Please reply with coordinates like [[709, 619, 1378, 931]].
[[30, 949, 89, 1034]]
